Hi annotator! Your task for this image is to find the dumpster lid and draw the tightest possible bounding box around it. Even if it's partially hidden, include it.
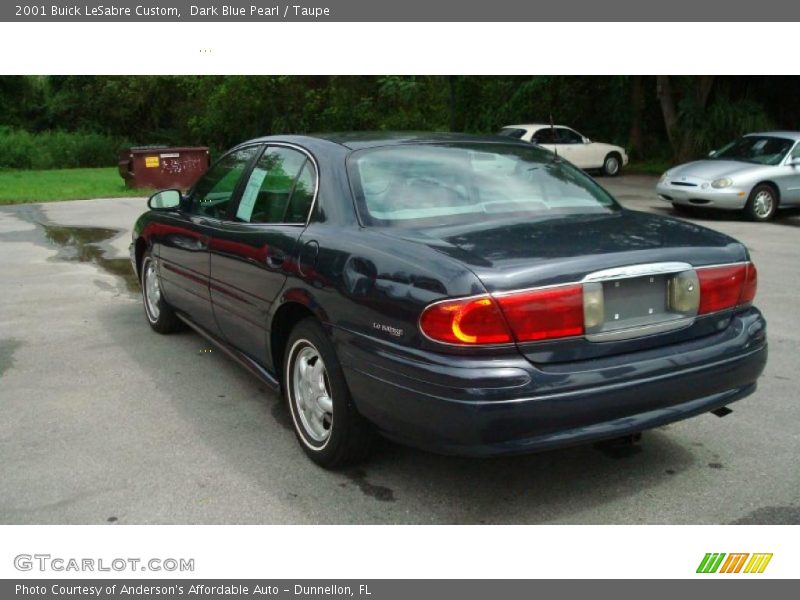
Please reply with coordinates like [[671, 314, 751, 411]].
[[128, 146, 209, 154]]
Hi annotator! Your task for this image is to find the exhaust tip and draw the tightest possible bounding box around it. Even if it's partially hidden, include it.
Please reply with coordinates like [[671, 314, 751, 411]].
[[711, 406, 733, 418]]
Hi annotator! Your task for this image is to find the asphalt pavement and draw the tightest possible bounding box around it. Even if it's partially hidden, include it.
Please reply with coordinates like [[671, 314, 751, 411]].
[[1, 175, 798, 524]]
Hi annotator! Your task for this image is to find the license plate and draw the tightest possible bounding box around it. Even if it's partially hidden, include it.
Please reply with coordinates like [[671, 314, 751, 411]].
[[603, 274, 668, 325]]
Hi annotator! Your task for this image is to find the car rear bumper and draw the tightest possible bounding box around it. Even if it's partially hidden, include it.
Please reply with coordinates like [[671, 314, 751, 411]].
[[656, 183, 748, 210], [335, 307, 767, 456]]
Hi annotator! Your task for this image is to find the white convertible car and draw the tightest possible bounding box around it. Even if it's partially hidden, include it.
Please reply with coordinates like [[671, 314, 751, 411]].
[[499, 123, 629, 176]]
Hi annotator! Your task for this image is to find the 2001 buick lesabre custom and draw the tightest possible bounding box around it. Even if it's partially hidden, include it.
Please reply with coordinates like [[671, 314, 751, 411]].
[[130, 133, 767, 468]]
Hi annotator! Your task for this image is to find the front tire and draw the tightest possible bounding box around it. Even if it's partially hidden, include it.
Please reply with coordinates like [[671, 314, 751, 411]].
[[602, 153, 622, 177], [141, 251, 182, 334], [284, 318, 374, 468], [671, 202, 696, 216], [745, 184, 777, 221]]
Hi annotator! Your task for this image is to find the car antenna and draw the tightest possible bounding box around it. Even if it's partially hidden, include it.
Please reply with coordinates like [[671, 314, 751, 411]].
[[549, 113, 560, 162]]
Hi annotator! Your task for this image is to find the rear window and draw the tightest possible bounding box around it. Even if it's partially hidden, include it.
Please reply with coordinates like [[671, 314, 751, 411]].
[[497, 128, 527, 139], [348, 143, 619, 228]]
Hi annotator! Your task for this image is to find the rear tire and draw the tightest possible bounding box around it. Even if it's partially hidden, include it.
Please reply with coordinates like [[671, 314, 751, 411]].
[[602, 153, 622, 177], [745, 184, 777, 221], [141, 251, 182, 334], [284, 318, 375, 468]]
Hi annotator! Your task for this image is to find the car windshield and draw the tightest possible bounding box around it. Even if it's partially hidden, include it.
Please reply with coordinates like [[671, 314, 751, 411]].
[[348, 143, 620, 228], [712, 136, 793, 165]]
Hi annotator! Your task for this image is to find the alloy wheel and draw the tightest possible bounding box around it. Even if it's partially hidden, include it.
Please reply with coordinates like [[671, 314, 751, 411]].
[[143, 259, 161, 321], [752, 190, 774, 219], [292, 343, 334, 444]]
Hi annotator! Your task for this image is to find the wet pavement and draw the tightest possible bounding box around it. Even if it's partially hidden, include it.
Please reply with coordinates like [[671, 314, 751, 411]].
[[0, 181, 798, 524]]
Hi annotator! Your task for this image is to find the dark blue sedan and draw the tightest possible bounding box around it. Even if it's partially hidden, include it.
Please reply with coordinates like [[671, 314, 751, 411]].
[[130, 133, 767, 468]]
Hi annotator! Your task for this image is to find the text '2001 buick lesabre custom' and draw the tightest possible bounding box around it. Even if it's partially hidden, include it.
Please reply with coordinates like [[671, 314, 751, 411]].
[[130, 133, 767, 468]]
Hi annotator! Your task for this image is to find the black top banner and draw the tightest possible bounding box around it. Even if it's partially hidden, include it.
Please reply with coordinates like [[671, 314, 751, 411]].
[[3, 0, 799, 22]]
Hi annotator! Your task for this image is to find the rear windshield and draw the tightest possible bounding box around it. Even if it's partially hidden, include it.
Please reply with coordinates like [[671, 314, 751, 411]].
[[348, 143, 619, 228], [497, 128, 527, 139]]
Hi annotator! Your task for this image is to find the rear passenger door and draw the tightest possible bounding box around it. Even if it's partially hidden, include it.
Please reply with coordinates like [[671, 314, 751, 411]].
[[208, 145, 317, 365]]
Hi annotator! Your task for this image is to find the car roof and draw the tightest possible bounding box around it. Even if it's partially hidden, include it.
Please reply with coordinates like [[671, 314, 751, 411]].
[[745, 131, 800, 141], [502, 124, 569, 131], [241, 131, 533, 151]]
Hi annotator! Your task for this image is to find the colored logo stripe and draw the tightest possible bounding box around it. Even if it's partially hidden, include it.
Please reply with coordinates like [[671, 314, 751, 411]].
[[744, 553, 773, 573], [697, 553, 726, 573], [719, 553, 749, 573], [697, 553, 773, 574]]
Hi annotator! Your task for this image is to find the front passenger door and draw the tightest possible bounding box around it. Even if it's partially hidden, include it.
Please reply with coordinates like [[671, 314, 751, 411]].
[[779, 142, 800, 206], [555, 127, 587, 167], [209, 145, 317, 366], [157, 146, 260, 335]]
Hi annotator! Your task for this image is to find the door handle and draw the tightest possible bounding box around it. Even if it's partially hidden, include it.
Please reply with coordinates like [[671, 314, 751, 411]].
[[266, 255, 285, 269]]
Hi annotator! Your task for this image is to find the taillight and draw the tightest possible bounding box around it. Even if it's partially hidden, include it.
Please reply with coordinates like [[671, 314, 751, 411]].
[[495, 285, 584, 342], [419, 262, 757, 346], [697, 262, 757, 314], [419, 284, 584, 345], [419, 296, 512, 344], [740, 262, 758, 305]]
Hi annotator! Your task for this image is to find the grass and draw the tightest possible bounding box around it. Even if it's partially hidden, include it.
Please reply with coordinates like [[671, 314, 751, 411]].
[[0, 167, 152, 204], [625, 159, 672, 176]]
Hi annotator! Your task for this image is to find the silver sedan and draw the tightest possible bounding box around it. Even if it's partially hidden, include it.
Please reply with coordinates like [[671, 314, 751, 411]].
[[656, 132, 800, 221]]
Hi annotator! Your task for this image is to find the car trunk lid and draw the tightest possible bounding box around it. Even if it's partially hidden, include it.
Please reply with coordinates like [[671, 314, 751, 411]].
[[381, 209, 748, 364]]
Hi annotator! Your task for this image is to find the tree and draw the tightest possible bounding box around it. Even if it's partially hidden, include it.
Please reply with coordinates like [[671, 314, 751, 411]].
[[656, 75, 716, 161]]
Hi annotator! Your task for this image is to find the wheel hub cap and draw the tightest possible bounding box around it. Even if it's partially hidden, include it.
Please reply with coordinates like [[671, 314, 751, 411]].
[[144, 260, 161, 320], [292, 346, 333, 443], [754, 191, 773, 218]]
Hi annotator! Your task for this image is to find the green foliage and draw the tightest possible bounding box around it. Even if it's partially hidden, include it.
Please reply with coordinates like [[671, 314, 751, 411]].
[[0, 75, 797, 170], [0, 127, 129, 169], [676, 96, 774, 158]]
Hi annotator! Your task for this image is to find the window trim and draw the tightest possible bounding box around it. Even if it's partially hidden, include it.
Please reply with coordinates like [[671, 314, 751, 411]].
[[226, 141, 321, 228], [787, 140, 800, 161], [532, 127, 557, 145], [555, 127, 584, 144], [182, 142, 264, 221]]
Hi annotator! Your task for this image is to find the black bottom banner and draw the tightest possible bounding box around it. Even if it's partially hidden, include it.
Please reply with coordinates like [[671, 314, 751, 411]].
[[3, 580, 793, 600]]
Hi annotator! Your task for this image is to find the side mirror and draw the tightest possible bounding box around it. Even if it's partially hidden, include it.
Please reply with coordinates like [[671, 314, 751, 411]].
[[790, 157, 800, 167], [708, 150, 716, 158], [583, 137, 591, 144], [148, 189, 182, 210]]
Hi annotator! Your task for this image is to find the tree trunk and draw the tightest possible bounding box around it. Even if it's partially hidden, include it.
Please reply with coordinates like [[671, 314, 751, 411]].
[[628, 75, 644, 159], [695, 75, 715, 108], [656, 75, 679, 153], [657, 75, 717, 162], [676, 75, 715, 161], [448, 76, 458, 132]]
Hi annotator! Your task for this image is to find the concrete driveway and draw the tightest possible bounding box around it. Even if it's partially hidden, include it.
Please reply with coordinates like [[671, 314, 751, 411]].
[[1, 175, 798, 524]]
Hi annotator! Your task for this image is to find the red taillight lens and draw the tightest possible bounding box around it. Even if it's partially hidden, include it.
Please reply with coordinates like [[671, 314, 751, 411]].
[[420, 285, 584, 346], [740, 262, 758, 305], [697, 262, 757, 314], [419, 296, 512, 344], [495, 285, 584, 342]]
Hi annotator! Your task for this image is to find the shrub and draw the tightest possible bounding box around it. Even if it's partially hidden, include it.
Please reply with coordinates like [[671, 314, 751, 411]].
[[0, 127, 130, 169]]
